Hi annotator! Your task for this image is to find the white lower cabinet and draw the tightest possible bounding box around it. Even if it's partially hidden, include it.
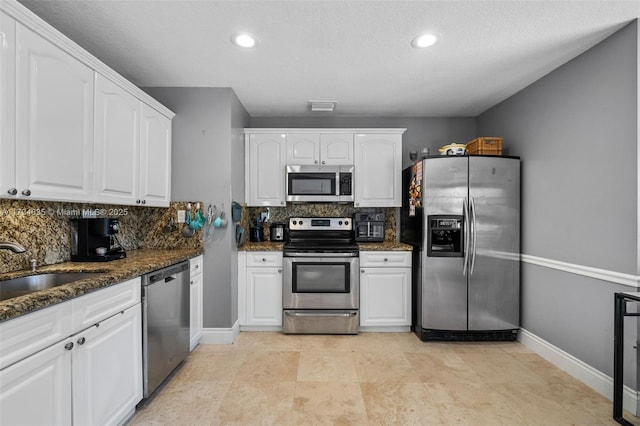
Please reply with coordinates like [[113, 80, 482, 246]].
[[189, 255, 203, 351], [238, 251, 283, 328], [0, 340, 72, 425], [359, 251, 411, 329], [72, 304, 142, 426], [0, 278, 142, 426]]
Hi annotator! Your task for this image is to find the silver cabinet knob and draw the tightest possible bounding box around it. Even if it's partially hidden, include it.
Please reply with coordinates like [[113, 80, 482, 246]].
[[77, 337, 86, 345], [64, 342, 74, 350], [141, 199, 146, 205], [361, 269, 365, 273], [7, 188, 17, 195], [278, 269, 282, 273], [262, 258, 266, 262], [314, 160, 319, 164], [384, 258, 388, 262], [321, 160, 326, 165], [136, 199, 141, 204], [21, 189, 31, 196]]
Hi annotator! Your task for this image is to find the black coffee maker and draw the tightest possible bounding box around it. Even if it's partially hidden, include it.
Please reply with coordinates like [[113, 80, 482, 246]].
[[71, 218, 126, 262]]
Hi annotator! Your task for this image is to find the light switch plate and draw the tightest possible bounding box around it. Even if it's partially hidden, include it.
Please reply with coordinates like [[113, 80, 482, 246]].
[[177, 210, 186, 223]]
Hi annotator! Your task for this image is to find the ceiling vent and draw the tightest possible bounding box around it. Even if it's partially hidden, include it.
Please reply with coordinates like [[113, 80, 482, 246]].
[[308, 100, 336, 112]]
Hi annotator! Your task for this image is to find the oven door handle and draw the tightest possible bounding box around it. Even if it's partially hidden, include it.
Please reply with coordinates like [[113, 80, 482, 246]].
[[284, 252, 358, 258], [284, 311, 358, 317]]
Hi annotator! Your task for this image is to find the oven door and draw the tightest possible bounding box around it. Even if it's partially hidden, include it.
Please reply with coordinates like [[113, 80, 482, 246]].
[[283, 255, 359, 310]]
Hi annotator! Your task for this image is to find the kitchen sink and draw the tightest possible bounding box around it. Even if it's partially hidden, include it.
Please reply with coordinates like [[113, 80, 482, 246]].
[[0, 272, 101, 301]]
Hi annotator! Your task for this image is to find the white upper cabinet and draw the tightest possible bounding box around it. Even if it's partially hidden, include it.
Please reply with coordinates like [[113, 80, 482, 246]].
[[0, 12, 16, 199], [15, 23, 94, 202], [319, 133, 353, 165], [95, 79, 171, 207], [139, 103, 171, 207], [286, 133, 319, 164], [286, 133, 353, 165], [354, 133, 403, 207], [94, 74, 140, 205], [246, 133, 286, 206], [0, 1, 174, 204]]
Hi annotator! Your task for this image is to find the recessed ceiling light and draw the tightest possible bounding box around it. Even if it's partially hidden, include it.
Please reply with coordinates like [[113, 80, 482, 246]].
[[232, 33, 258, 48], [411, 32, 440, 48]]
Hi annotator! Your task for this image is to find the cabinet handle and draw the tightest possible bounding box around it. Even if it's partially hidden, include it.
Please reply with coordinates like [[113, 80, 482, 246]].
[[136, 199, 141, 204], [190, 280, 194, 285], [262, 258, 266, 262], [21, 189, 31, 196], [314, 160, 318, 164], [77, 337, 86, 345], [142, 199, 147, 205], [280, 201, 285, 205], [64, 342, 74, 350], [384, 258, 388, 262], [195, 264, 199, 269], [278, 269, 282, 273], [321, 160, 326, 165], [7, 188, 17, 195], [361, 269, 365, 273]]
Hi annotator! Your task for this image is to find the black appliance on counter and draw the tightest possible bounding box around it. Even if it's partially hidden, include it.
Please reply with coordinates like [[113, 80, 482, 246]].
[[353, 212, 385, 242], [70, 218, 126, 262]]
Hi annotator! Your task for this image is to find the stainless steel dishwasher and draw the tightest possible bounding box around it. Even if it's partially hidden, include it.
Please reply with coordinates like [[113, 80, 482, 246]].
[[141, 261, 190, 398]]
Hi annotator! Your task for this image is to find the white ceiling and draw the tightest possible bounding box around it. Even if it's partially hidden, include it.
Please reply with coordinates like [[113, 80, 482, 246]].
[[16, 0, 640, 117]]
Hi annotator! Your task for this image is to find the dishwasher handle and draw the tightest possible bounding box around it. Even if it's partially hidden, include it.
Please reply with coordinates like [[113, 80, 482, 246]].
[[144, 261, 189, 285]]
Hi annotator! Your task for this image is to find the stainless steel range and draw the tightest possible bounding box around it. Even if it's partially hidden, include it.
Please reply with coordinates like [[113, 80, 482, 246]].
[[283, 217, 359, 334]]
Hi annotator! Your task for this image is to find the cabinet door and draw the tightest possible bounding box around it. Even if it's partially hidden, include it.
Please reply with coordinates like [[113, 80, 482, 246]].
[[246, 267, 282, 326], [0, 12, 16, 199], [0, 341, 72, 426], [354, 134, 402, 207], [286, 133, 319, 164], [246, 133, 286, 206], [189, 272, 203, 351], [15, 24, 94, 201], [360, 267, 411, 327], [320, 133, 353, 165], [94, 74, 140, 205], [139, 103, 171, 207], [72, 304, 142, 426]]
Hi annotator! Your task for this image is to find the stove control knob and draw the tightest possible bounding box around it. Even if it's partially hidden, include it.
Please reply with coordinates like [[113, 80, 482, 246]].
[[292, 220, 297, 225], [344, 220, 349, 226], [299, 220, 304, 225], [338, 221, 343, 225]]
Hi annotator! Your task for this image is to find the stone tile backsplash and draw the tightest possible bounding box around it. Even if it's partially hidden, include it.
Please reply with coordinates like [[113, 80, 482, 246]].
[[0, 200, 204, 274], [245, 204, 397, 242]]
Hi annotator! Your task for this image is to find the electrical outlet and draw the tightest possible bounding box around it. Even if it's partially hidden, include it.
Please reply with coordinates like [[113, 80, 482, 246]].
[[177, 210, 186, 223]]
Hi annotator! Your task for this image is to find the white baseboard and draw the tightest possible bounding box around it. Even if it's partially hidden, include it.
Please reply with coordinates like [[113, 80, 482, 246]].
[[359, 326, 411, 332], [518, 328, 638, 415], [199, 320, 240, 344]]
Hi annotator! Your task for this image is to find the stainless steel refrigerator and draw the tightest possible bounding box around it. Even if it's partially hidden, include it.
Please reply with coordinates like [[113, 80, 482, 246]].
[[401, 156, 520, 341]]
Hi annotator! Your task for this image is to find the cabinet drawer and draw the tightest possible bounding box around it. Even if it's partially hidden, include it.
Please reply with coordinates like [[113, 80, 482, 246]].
[[360, 251, 411, 267], [190, 255, 203, 276], [0, 301, 72, 370], [246, 252, 283, 267], [71, 277, 140, 332]]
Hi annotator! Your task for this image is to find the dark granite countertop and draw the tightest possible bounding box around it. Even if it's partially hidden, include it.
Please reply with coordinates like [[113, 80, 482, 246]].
[[0, 248, 203, 323], [239, 241, 285, 251], [358, 242, 413, 251], [238, 241, 412, 252]]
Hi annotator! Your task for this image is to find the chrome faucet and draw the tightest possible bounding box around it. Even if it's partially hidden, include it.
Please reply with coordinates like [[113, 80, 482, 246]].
[[0, 242, 27, 253]]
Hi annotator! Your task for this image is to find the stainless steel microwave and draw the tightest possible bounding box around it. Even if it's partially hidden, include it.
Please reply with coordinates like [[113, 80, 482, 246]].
[[286, 165, 354, 203]]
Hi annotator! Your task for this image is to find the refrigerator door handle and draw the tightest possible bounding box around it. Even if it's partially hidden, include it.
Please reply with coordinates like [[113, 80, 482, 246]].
[[463, 197, 470, 276], [470, 196, 478, 275]]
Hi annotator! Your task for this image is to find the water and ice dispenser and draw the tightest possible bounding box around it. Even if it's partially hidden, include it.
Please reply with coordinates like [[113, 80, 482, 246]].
[[427, 215, 464, 257]]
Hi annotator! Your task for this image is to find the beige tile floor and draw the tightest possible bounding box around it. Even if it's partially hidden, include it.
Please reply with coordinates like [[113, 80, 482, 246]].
[[129, 332, 639, 425]]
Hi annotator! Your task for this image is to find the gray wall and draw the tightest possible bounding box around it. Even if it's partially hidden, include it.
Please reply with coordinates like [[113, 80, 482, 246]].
[[477, 21, 638, 388], [143, 87, 249, 329], [250, 116, 476, 169]]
